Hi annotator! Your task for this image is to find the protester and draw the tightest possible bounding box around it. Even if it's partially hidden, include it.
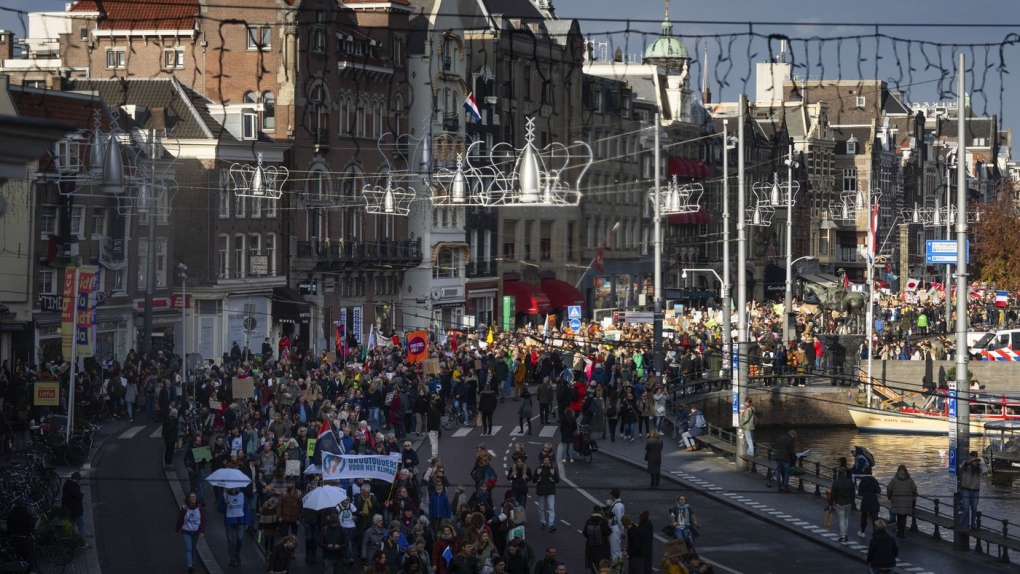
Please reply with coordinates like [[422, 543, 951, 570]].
[[174, 492, 206, 574]]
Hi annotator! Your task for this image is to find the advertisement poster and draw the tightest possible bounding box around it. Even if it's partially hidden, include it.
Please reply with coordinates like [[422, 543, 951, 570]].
[[61, 266, 98, 359], [33, 381, 60, 406], [352, 305, 363, 351]]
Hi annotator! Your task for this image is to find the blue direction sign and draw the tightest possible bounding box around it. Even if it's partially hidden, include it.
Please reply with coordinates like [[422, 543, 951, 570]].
[[925, 240, 970, 265], [948, 390, 957, 419], [569, 318, 581, 331], [567, 306, 582, 320]]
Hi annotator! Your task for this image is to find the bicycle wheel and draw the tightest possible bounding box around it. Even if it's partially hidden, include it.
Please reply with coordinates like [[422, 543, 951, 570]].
[[63, 444, 87, 467], [34, 543, 69, 574], [441, 412, 456, 430], [584, 444, 593, 463]]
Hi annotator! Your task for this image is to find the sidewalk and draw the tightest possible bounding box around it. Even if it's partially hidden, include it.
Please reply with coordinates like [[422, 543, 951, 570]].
[[62, 421, 110, 574], [594, 429, 1013, 574]]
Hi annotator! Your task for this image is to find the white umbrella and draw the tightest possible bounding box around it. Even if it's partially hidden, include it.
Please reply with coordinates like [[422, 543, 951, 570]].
[[205, 468, 252, 488], [302, 485, 347, 511], [304, 464, 322, 475]]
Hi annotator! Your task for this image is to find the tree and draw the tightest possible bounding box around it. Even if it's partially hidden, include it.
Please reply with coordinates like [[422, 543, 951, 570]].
[[971, 180, 1020, 290]]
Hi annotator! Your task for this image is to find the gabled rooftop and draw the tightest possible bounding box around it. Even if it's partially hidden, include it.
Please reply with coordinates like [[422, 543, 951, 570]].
[[69, 0, 200, 32]]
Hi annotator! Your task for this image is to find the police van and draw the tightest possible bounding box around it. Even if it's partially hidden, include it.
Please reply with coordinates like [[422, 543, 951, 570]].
[[970, 330, 1020, 361]]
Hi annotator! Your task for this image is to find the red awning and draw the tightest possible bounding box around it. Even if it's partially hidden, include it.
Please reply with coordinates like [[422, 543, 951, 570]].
[[667, 210, 713, 225], [667, 158, 711, 179], [540, 278, 584, 310], [502, 281, 552, 315]]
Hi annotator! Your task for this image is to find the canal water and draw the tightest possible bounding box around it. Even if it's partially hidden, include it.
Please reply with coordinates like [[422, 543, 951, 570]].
[[756, 427, 1020, 525]]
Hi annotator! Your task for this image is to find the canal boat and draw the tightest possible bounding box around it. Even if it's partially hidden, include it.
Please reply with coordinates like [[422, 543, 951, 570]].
[[846, 391, 1020, 436], [983, 421, 1020, 473]]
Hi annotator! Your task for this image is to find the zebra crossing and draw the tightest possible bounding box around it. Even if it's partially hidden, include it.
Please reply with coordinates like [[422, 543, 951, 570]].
[[117, 423, 562, 441]]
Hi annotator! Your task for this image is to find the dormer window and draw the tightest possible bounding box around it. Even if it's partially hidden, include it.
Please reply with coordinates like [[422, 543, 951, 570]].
[[846, 135, 858, 155]]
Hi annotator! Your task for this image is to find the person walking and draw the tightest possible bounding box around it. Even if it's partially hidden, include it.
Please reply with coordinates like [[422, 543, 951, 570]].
[[773, 430, 797, 492], [217, 487, 249, 566], [605, 393, 619, 442], [582, 506, 611, 574], [621, 516, 642, 574], [828, 467, 855, 542], [533, 456, 559, 531], [959, 450, 987, 530], [507, 458, 533, 508], [857, 467, 882, 538], [886, 464, 917, 538], [269, 534, 298, 574], [738, 399, 756, 458], [162, 408, 179, 470], [427, 399, 443, 461], [537, 377, 555, 425], [644, 429, 663, 489], [478, 385, 498, 436], [559, 410, 577, 463], [605, 488, 624, 561], [518, 388, 533, 435], [62, 471, 87, 546], [174, 492, 206, 573], [866, 520, 898, 574]]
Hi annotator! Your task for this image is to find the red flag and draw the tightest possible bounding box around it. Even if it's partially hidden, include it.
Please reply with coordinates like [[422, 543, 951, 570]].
[[313, 416, 344, 463], [593, 248, 605, 272], [843, 272, 850, 290], [450, 331, 458, 353]]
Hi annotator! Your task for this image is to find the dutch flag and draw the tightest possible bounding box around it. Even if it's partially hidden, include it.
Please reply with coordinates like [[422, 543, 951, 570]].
[[995, 290, 1009, 307], [463, 92, 481, 122]]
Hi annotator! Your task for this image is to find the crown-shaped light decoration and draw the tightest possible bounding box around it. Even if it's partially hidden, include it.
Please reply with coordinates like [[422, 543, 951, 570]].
[[472, 118, 592, 207], [900, 202, 934, 227], [46, 109, 179, 216], [363, 174, 414, 216], [830, 188, 881, 222], [429, 154, 478, 205], [649, 175, 703, 215], [230, 153, 288, 199], [750, 173, 799, 227]]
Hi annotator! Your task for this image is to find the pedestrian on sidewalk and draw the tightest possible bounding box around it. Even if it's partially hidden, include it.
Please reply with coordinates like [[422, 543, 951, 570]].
[[174, 492, 205, 573], [738, 399, 756, 458], [773, 430, 797, 492], [828, 467, 855, 542], [857, 467, 881, 538], [865, 520, 898, 574], [62, 471, 86, 545], [533, 456, 559, 531], [217, 487, 249, 566], [886, 464, 917, 538], [959, 450, 986, 530], [644, 430, 663, 489]]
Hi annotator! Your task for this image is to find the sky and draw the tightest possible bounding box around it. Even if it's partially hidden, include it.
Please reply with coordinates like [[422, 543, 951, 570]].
[[3, 0, 1020, 132]]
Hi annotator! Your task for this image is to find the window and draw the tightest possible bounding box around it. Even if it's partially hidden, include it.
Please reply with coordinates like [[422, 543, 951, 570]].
[[266, 196, 277, 218], [91, 209, 107, 237], [79, 27, 88, 40], [69, 205, 85, 239], [566, 221, 575, 260], [856, 96, 866, 107], [843, 168, 858, 191], [235, 194, 245, 218], [106, 49, 125, 69], [234, 234, 246, 278], [433, 248, 460, 278], [392, 35, 403, 65], [137, 239, 149, 289], [262, 91, 275, 130], [502, 241, 516, 260], [540, 221, 552, 261], [39, 269, 56, 295], [248, 233, 261, 257], [242, 112, 258, 140], [311, 28, 327, 54], [163, 48, 184, 69], [218, 188, 230, 218], [218, 234, 229, 278], [112, 269, 124, 292], [846, 139, 857, 155], [247, 25, 271, 50], [523, 65, 532, 101], [265, 233, 276, 275]]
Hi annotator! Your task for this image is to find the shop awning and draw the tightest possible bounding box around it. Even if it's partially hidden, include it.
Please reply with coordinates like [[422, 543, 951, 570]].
[[502, 281, 552, 315], [540, 278, 584, 310], [667, 210, 712, 225], [273, 286, 311, 324], [667, 158, 711, 178]]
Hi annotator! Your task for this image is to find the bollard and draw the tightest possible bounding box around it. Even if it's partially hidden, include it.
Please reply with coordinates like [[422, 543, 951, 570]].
[[813, 462, 821, 496], [1001, 520, 1011, 564], [932, 498, 942, 540]]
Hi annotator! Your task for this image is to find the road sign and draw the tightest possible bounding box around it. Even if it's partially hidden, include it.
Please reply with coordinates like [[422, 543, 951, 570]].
[[567, 305, 581, 320], [925, 240, 970, 264], [569, 318, 581, 331], [947, 390, 957, 419], [243, 316, 257, 332]]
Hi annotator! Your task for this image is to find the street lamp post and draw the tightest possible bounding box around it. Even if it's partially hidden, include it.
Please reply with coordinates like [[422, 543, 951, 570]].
[[654, 113, 664, 375], [952, 51, 971, 552], [782, 144, 800, 343], [140, 180, 156, 355], [735, 94, 748, 472], [177, 262, 188, 405]]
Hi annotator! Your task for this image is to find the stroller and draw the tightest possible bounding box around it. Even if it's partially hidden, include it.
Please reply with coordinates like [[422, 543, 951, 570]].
[[573, 424, 598, 463]]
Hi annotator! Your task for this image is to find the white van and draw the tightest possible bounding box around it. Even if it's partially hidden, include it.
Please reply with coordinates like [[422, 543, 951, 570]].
[[970, 329, 1020, 357]]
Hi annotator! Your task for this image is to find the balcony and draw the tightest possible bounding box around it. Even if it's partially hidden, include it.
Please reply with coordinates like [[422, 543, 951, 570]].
[[313, 128, 330, 153], [442, 113, 459, 133], [295, 238, 422, 270]]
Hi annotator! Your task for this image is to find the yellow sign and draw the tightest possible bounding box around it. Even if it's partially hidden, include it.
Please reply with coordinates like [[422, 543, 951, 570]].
[[34, 381, 60, 406], [307, 438, 317, 458]]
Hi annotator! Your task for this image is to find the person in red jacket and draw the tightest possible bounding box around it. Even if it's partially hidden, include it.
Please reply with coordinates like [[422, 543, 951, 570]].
[[174, 492, 206, 573]]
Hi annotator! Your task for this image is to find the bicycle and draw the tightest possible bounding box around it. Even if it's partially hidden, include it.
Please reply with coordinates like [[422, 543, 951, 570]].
[[441, 403, 466, 430]]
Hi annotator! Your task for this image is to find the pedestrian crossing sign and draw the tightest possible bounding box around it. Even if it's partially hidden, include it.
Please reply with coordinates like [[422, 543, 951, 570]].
[[568, 305, 581, 320]]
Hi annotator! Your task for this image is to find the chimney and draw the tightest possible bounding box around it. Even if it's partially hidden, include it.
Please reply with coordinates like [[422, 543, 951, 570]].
[[0, 31, 14, 61]]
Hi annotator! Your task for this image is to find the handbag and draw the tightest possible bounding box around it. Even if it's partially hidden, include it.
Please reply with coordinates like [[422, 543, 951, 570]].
[[823, 507, 833, 530]]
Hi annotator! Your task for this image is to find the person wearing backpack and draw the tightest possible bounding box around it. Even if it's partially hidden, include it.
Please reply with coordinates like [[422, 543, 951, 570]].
[[739, 399, 757, 458], [680, 405, 707, 451], [582, 506, 611, 574]]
